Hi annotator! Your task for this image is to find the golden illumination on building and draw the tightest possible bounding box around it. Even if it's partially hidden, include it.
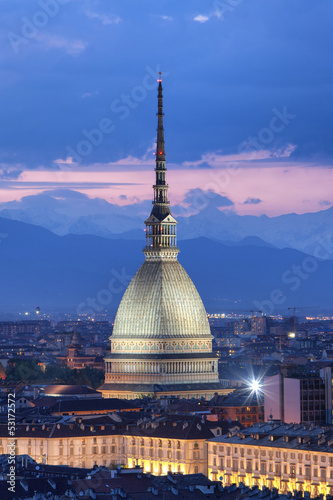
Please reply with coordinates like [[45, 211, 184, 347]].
[[207, 423, 333, 498], [0, 416, 214, 474]]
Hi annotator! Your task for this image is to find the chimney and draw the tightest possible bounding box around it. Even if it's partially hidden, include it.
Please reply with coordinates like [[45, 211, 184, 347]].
[[47, 479, 56, 490], [171, 486, 179, 496]]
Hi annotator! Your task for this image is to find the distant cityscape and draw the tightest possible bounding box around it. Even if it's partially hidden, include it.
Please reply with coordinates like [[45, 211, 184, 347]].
[[2, 310, 333, 497]]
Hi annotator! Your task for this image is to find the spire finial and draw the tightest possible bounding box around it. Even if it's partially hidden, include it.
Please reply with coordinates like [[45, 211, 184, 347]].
[[156, 72, 165, 161]]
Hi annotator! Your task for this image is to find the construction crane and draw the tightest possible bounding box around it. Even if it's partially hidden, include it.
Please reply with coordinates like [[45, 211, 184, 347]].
[[287, 306, 317, 336]]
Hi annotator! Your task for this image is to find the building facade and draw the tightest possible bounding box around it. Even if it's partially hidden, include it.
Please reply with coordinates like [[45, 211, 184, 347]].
[[208, 393, 264, 427], [264, 369, 332, 424], [0, 416, 216, 475], [100, 75, 222, 400], [4, 418, 333, 497], [251, 317, 267, 335], [56, 331, 104, 370], [207, 422, 333, 498]]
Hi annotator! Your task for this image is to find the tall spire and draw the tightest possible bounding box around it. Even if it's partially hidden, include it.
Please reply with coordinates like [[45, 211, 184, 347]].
[[144, 73, 179, 257], [152, 73, 170, 215], [156, 72, 165, 162]]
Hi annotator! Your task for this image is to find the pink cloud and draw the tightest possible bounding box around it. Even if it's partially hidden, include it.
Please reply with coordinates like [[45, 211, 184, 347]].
[[1, 159, 333, 217], [182, 145, 297, 168]]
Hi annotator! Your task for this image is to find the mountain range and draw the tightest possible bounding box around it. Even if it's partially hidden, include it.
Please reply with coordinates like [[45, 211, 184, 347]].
[[1, 190, 333, 258], [0, 215, 332, 315]]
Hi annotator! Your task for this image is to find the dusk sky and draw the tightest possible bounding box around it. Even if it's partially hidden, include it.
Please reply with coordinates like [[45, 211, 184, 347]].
[[0, 0, 333, 216]]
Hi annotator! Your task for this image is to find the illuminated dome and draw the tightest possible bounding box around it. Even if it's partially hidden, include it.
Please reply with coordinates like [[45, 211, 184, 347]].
[[112, 259, 212, 340]]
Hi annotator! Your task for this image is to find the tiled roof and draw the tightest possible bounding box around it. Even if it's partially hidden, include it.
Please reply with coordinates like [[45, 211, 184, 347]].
[[49, 397, 140, 413], [208, 422, 333, 452], [125, 415, 214, 440], [43, 384, 99, 395], [112, 260, 212, 340]]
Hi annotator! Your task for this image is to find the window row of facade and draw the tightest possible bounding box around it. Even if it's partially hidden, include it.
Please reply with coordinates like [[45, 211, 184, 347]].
[[211, 444, 333, 464], [0, 435, 206, 474], [211, 457, 333, 478], [208, 442, 333, 497]]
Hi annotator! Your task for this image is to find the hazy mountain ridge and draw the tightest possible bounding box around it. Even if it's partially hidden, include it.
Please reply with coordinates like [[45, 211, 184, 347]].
[[177, 206, 333, 255], [1, 190, 333, 256], [0, 217, 332, 314]]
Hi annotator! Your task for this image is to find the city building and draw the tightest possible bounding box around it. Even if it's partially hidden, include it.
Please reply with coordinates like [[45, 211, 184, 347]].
[[0, 462, 317, 499], [56, 331, 104, 370], [264, 368, 332, 425], [100, 76, 223, 400], [208, 392, 264, 427], [234, 319, 251, 336], [0, 460, 266, 500], [251, 317, 267, 335], [0, 320, 50, 335], [207, 422, 333, 498], [5, 415, 333, 498], [0, 414, 226, 474], [41, 384, 102, 399]]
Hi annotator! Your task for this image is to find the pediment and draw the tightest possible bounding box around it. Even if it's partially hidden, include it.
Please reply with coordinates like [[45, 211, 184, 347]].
[[145, 214, 177, 224], [145, 215, 160, 223], [161, 215, 177, 223]]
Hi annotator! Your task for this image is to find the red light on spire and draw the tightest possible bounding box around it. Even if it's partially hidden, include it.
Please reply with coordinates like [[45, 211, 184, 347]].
[[159, 151, 163, 155]]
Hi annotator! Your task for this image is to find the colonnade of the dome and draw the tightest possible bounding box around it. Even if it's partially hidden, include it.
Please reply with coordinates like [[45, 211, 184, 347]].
[[104, 357, 219, 385]]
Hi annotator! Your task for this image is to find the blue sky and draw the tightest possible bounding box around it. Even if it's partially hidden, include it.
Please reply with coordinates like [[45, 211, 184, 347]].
[[0, 0, 333, 216]]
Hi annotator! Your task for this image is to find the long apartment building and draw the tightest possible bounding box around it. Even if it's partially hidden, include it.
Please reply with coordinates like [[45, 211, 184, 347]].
[[0, 414, 226, 475], [3, 414, 333, 498], [207, 422, 333, 498]]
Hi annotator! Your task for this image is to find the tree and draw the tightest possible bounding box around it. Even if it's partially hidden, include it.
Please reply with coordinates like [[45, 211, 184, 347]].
[[5, 359, 104, 388], [6, 359, 43, 382]]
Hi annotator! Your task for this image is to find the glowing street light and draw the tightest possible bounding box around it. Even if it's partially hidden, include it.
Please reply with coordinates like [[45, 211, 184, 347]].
[[249, 379, 261, 393]]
